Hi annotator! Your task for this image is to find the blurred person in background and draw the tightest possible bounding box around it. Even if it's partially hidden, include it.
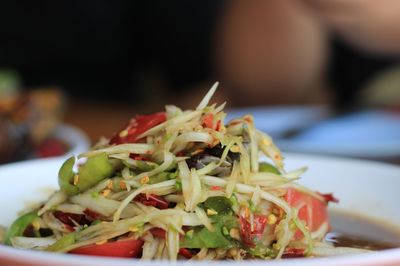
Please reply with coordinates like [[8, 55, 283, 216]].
[[216, 0, 400, 109]]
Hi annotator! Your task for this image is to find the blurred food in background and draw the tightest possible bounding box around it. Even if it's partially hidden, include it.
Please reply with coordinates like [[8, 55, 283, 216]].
[[0, 69, 68, 164]]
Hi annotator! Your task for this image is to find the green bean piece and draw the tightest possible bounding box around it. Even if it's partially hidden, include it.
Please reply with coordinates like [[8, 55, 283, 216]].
[[4, 212, 38, 246], [58, 153, 115, 196], [148, 172, 170, 184], [259, 162, 280, 174], [46, 233, 76, 252], [203, 196, 233, 215]]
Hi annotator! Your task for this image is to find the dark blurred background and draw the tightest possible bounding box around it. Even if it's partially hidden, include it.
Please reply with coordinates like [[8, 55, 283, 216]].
[[0, 1, 224, 106], [0, 0, 397, 108], [0, 0, 399, 163]]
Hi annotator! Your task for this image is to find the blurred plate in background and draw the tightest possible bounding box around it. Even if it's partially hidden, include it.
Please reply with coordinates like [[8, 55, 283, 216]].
[[227, 107, 400, 160], [52, 124, 90, 158], [277, 110, 400, 159], [226, 105, 331, 138]]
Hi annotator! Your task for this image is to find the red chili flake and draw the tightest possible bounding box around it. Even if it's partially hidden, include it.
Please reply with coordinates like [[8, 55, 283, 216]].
[[150, 228, 166, 239], [317, 192, 339, 203], [64, 224, 75, 232], [83, 208, 101, 220], [134, 194, 169, 209], [210, 186, 222, 191], [215, 120, 222, 131], [23, 224, 35, 237], [129, 154, 150, 161], [178, 248, 194, 259], [53, 211, 90, 227]]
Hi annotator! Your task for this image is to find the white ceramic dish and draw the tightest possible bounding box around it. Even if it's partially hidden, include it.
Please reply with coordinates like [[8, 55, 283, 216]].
[[0, 153, 399, 266]]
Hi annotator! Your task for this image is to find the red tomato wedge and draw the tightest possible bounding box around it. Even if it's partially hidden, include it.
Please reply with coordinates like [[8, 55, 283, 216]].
[[70, 238, 144, 258], [202, 113, 215, 129], [201, 113, 221, 131], [239, 214, 267, 247], [282, 247, 306, 258], [284, 188, 330, 240], [110, 112, 166, 144]]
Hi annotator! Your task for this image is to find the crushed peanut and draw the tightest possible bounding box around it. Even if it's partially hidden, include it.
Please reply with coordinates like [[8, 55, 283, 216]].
[[267, 214, 277, 225], [230, 145, 240, 153], [106, 180, 113, 190], [140, 176, 150, 185], [129, 226, 140, 232], [207, 209, 218, 216], [100, 189, 111, 197], [119, 129, 128, 138], [95, 240, 107, 245], [73, 175, 79, 186], [262, 139, 272, 146], [229, 228, 241, 241], [119, 180, 127, 190]]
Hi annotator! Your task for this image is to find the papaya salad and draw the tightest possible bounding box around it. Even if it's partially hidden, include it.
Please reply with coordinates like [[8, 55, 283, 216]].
[[2, 83, 367, 260]]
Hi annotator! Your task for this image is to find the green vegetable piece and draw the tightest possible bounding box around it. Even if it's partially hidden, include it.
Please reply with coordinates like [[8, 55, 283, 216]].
[[136, 160, 156, 172], [4, 212, 38, 246], [186, 230, 194, 239], [58, 153, 115, 196], [148, 172, 169, 185], [203, 196, 232, 215], [181, 215, 238, 249], [175, 179, 182, 192], [259, 162, 280, 174], [46, 233, 76, 252], [222, 226, 229, 236]]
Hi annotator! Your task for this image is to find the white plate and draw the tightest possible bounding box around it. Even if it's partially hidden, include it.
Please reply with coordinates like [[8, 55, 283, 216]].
[[0, 154, 400, 266]]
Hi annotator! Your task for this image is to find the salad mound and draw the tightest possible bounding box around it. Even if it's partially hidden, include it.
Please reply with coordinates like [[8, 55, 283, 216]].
[[3, 82, 356, 260]]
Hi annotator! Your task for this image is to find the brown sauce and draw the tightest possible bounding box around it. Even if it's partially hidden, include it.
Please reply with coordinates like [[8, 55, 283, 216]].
[[326, 210, 400, 250]]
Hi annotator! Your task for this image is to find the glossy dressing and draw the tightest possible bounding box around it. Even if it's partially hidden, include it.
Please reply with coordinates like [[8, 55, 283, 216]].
[[327, 210, 400, 250]]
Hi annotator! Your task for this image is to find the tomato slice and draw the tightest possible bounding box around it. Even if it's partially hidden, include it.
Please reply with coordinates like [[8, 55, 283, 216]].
[[239, 214, 267, 247], [202, 113, 215, 129], [70, 238, 144, 258], [284, 188, 330, 240], [282, 247, 306, 258], [150, 227, 166, 239], [110, 112, 166, 144], [201, 113, 221, 131]]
